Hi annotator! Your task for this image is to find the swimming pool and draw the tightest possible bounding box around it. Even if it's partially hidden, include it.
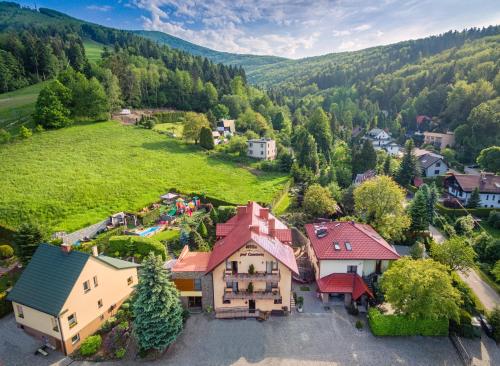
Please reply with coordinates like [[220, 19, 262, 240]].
[[138, 226, 161, 237]]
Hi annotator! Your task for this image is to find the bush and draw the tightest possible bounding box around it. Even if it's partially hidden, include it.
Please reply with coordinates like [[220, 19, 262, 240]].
[[80, 335, 102, 356], [488, 211, 500, 229], [137, 208, 161, 226], [436, 204, 495, 219], [0, 292, 13, 318], [488, 306, 500, 343], [355, 320, 364, 329], [450, 310, 475, 338], [104, 323, 130, 357], [108, 235, 166, 260], [368, 308, 448, 336], [101, 316, 117, 333], [115, 348, 126, 359], [217, 206, 236, 223], [0, 244, 14, 259]]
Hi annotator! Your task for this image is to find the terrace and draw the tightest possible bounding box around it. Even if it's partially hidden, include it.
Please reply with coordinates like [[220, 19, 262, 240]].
[[223, 290, 281, 300]]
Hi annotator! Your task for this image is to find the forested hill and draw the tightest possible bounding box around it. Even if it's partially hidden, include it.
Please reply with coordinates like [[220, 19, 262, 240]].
[[134, 30, 286, 72], [0, 1, 245, 100], [249, 26, 500, 85]]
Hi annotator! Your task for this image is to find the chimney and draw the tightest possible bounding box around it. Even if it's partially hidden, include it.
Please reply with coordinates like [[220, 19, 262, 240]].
[[268, 218, 276, 237], [237, 205, 247, 218], [260, 208, 269, 220], [249, 225, 260, 234], [61, 244, 72, 254], [92, 245, 99, 257]]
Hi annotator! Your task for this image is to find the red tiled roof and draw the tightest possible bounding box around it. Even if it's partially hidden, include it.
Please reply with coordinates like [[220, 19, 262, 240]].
[[172, 246, 210, 272], [317, 273, 373, 300], [207, 202, 298, 274], [305, 222, 400, 260]]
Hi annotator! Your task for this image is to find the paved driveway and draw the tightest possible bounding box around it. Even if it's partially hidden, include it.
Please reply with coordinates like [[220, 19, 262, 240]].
[[0, 315, 67, 366]]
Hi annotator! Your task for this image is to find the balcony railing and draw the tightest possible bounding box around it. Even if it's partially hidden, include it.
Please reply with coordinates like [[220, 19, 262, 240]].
[[223, 290, 280, 300], [224, 271, 280, 282], [215, 307, 260, 319]]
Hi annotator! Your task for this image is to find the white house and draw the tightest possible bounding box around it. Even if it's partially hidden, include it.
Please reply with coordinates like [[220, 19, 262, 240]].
[[417, 153, 448, 177], [383, 142, 401, 156], [216, 119, 236, 136], [365, 128, 391, 149], [445, 173, 500, 208], [247, 138, 276, 160], [305, 222, 400, 306]]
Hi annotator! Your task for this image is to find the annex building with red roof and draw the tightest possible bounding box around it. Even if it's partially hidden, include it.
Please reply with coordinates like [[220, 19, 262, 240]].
[[304, 221, 399, 306], [171, 201, 298, 318]]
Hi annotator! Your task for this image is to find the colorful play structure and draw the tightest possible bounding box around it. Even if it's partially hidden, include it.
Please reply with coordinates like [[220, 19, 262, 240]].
[[159, 195, 202, 224]]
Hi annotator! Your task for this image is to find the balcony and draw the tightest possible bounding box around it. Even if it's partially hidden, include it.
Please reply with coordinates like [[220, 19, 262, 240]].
[[223, 290, 280, 300], [224, 271, 280, 282]]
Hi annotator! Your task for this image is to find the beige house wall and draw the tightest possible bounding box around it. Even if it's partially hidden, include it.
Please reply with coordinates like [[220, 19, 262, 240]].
[[12, 302, 62, 340], [59, 257, 138, 353], [212, 241, 292, 312]]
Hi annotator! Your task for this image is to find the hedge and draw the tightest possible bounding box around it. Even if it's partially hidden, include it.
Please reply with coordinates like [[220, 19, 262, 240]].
[[368, 308, 449, 336], [137, 207, 161, 226], [0, 292, 12, 318], [153, 111, 187, 123], [270, 177, 293, 210], [436, 204, 495, 219], [108, 236, 166, 260]]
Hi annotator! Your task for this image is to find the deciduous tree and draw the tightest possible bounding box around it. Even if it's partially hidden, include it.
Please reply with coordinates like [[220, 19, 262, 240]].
[[183, 112, 209, 144], [381, 258, 461, 321], [477, 146, 500, 174], [431, 236, 476, 271], [303, 184, 336, 218]]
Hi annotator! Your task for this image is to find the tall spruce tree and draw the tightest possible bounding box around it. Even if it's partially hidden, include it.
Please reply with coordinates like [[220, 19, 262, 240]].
[[307, 107, 333, 162], [396, 139, 418, 186], [467, 187, 481, 208], [133, 253, 183, 352], [409, 189, 430, 232], [14, 221, 47, 265], [422, 183, 438, 224], [383, 155, 392, 175], [353, 139, 377, 174], [199, 126, 215, 150]]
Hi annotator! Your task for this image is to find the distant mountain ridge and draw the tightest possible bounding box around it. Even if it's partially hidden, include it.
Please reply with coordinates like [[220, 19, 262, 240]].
[[134, 30, 287, 72]]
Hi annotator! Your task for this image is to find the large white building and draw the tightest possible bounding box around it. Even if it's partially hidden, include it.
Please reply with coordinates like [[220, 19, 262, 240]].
[[445, 173, 500, 208], [247, 138, 276, 160], [365, 128, 392, 149]]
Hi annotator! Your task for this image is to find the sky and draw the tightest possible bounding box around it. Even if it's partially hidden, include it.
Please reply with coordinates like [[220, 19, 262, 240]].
[[17, 0, 500, 59]]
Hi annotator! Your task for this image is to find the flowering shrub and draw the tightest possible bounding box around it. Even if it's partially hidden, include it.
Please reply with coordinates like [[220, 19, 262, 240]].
[[104, 322, 129, 357]]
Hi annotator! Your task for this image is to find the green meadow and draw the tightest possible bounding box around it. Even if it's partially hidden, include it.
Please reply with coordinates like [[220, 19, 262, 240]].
[[0, 121, 288, 232], [0, 82, 47, 133], [83, 40, 105, 62]]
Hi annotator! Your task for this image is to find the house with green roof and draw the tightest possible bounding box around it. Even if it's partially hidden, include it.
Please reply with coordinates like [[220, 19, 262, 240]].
[[7, 243, 139, 355]]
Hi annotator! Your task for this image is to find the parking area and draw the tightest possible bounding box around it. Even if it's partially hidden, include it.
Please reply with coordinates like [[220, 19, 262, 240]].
[[0, 315, 68, 366]]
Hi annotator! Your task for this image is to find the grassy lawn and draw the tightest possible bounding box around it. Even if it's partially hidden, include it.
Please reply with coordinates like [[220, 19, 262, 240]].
[[0, 82, 47, 133], [272, 193, 292, 216], [153, 122, 184, 137], [0, 121, 288, 233], [83, 40, 105, 62], [152, 228, 180, 242]]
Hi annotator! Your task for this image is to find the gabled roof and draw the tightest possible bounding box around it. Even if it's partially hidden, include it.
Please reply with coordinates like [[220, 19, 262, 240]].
[[7, 244, 138, 316], [354, 170, 376, 185], [418, 153, 445, 169], [207, 202, 297, 274], [316, 273, 373, 300], [7, 244, 89, 316], [305, 222, 400, 261], [447, 173, 500, 194]]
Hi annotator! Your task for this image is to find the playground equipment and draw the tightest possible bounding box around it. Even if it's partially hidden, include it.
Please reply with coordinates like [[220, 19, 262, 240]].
[[174, 196, 201, 217]]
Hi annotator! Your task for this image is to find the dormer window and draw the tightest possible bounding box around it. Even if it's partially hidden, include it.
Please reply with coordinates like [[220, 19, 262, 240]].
[[333, 242, 340, 251]]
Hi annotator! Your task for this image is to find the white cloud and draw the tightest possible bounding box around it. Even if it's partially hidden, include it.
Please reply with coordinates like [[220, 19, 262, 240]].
[[353, 24, 371, 32], [86, 5, 113, 12], [337, 40, 357, 51]]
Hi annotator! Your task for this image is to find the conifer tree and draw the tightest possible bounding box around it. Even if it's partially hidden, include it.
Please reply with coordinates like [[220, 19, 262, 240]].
[[409, 189, 429, 232], [467, 187, 481, 208], [353, 139, 377, 174], [199, 126, 215, 150], [133, 253, 183, 352], [396, 139, 418, 186], [14, 221, 47, 265], [383, 155, 392, 175], [198, 221, 208, 238]]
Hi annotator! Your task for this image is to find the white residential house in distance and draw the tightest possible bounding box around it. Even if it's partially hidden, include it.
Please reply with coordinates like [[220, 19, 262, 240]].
[[247, 138, 276, 160], [445, 173, 500, 208], [418, 154, 448, 177], [365, 128, 391, 149], [216, 119, 236, 136], [383, 142, 401, 156]]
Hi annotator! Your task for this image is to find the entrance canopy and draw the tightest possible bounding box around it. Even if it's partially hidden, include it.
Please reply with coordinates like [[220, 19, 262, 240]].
[[316, 273, 373, 301]]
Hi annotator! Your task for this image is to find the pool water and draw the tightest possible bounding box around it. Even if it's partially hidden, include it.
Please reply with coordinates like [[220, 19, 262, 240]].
[[138, 226, 161, 237]]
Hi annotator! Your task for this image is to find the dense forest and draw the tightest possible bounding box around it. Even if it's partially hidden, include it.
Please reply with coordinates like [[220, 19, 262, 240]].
[[0, 1, 245, 112]]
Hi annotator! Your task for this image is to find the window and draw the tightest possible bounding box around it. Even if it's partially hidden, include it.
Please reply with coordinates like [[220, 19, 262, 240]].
[[274, 298, 282, 304], [127, 276, 133, 285], [272, 261, 278, 270], [434, 170, 440, 175], [194, 278, 202, 291], [51, 318, 59, 332], [67, 313, 77, 328], [97, 299, 103, 308], [271, 282, 278, 289], [249, 142, 253, 147], [333, 242, 340, 251], [260, 151, 263, 155], [226, 281, 232, 289], [93, 276, 98, 287], [223, 299, 231, 304], [83, 280, 90, 293], [225, 260, 232, 270], [16, 305, 24, 318], [435, 162, 441, 167], [345, 242, 352, 251], [71, 334, 80, 344], [486, 195, 489, 200], [347, 265, 357, 274]]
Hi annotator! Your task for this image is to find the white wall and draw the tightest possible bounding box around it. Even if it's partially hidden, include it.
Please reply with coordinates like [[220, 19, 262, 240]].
[[319, 259, 364, 277], [425, 161, 448, 177], [448, 187, 500, 208]]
